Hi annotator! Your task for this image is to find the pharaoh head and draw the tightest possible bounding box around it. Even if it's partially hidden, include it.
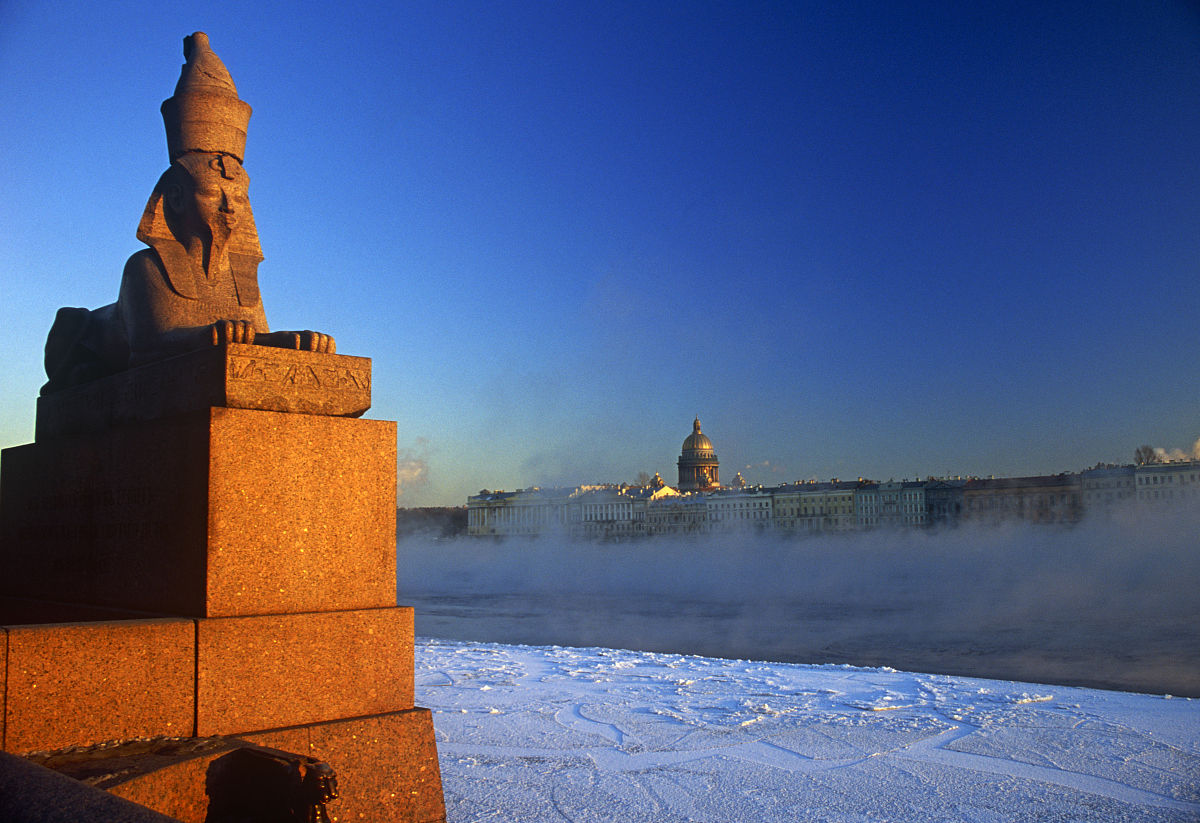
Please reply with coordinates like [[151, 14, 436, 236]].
[[136, 32, 261, 304], [41, 32, 333, 395]]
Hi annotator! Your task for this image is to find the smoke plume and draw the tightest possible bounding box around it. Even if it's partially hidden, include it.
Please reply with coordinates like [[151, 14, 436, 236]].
[[396, 437, 431, 500], [1152, 436, 1200, 462]]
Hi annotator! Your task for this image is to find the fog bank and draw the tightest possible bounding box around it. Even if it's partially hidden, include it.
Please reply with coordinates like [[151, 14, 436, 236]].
[[397, 505, 1200, 696]]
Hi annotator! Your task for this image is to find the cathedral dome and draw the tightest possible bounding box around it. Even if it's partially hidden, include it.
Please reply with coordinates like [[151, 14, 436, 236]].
[[677, 417, 719, 491], [682, 417, 713, 453]]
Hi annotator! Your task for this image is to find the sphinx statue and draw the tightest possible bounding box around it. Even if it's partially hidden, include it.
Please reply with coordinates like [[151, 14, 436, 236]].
[[42, 32, 333, 394]]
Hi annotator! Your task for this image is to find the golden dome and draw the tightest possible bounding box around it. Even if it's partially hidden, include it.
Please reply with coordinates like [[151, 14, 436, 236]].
[[682, 417, 713, 453]]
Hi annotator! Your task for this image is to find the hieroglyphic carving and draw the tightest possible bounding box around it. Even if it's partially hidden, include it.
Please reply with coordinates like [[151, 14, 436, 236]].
[[227, 354, 370, 392]]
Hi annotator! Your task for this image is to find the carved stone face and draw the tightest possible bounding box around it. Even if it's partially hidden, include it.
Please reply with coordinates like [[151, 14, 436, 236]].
[[169, 154, 250, 242]]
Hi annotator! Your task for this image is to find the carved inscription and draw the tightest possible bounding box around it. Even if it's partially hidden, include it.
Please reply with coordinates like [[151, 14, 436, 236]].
[[227, 355, 370, 391]]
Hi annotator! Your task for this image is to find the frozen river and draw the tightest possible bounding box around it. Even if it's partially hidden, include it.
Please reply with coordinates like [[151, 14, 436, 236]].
[[405, 590, 1198, 697], [399, 514, 1200, 697]]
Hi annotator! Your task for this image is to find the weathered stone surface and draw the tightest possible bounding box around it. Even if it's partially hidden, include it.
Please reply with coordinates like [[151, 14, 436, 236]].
[[37, 344, 371, 440], [245, 709, 446, 823], [1, 407, 397, 618], [2, 620, 194, 754], [196, 607, 414, 736]]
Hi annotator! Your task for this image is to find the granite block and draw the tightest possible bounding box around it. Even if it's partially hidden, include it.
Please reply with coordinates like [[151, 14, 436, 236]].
[[1, 628, 7, 750], [0, 418, 211, 616], [0, 407, 397, 618], [90, 710, 444, 823], [205, 407, 397, 617], [34, 737, 243, 823], [36, 343, 371, 441], [107, 756, 214, 823], [70, 738, 326, 823], [195, 607, 414, 736], [2, 619, 194, 754], [244, 709, 446, 823]]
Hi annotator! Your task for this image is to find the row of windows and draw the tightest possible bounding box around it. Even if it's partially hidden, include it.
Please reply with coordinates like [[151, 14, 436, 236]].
[[471, 505, 554, 523], [1138, 473, 1198, 485], [1139, 487, 1200, 499], [712, 510, 770, 520]]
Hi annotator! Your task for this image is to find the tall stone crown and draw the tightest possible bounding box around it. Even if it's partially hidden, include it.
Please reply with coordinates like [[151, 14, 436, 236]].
[[160, 32, 252, 162]]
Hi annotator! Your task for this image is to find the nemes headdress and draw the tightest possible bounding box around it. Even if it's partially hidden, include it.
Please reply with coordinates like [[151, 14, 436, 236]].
[[137, 33, 262, 306]]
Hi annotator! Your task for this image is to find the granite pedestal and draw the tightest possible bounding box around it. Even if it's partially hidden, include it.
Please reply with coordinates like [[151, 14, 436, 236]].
[[0, 345, 445, 822]]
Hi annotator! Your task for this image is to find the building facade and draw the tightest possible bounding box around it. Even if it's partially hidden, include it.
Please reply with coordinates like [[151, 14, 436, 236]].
[[854, 482, 881, 528], [646, 495, 709, 535], [924, 479, 965, 526], [1080, 465, 1136, 515], [466, 418, 1194, 538], [466, 487, 574, 536], [772, 481, 858, 534], [706, 486, 773, 531], [963, 475, 1082, 526], [1135, 460, 1200, 505]]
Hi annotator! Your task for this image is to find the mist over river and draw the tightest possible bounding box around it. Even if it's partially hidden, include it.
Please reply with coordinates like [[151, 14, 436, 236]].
[[397, 506, 1200, 697]]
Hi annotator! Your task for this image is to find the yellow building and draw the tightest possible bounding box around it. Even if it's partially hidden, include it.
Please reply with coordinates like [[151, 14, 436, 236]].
[[773, 481, 858, 534]]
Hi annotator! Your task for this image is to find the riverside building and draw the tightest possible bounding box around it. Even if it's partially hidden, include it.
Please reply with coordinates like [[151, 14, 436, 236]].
[[465, 420, 1193, 537]]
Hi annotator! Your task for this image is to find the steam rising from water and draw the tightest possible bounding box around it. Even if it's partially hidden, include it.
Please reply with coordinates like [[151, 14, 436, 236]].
[[398, 505, 1200, 696], [396, 437, 431, 500]]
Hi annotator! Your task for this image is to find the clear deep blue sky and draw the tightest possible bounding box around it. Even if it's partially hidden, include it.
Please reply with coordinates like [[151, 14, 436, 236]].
[[2, 1, 1198, 506]]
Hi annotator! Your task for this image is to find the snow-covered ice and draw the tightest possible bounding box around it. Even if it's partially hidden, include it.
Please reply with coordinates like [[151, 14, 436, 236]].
[[416, 638, 1200, 822]]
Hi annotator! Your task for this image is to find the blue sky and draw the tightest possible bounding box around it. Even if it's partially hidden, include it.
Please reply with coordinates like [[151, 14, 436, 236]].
[[2, 1, 1198, 506]]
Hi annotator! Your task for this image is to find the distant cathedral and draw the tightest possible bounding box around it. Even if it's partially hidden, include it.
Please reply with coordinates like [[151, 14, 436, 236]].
[[677, 417, 719, 491]]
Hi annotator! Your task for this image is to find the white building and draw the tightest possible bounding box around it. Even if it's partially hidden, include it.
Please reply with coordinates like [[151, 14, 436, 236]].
[[466, 487, 574, 536], [646, 493, 708, 535], [468, 478, 682, 539], [1134, 460, 1200, 505], [706, 487, 773, 531], [855, 482, 881, 528], [900, 480, 927, 527], [1080, 465, 1136, 515], [572, 485, 646, 540]]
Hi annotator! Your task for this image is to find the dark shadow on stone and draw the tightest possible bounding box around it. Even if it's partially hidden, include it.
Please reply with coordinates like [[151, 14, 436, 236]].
[[0, 752, 181, 823], [204, 745, 337, 823]]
